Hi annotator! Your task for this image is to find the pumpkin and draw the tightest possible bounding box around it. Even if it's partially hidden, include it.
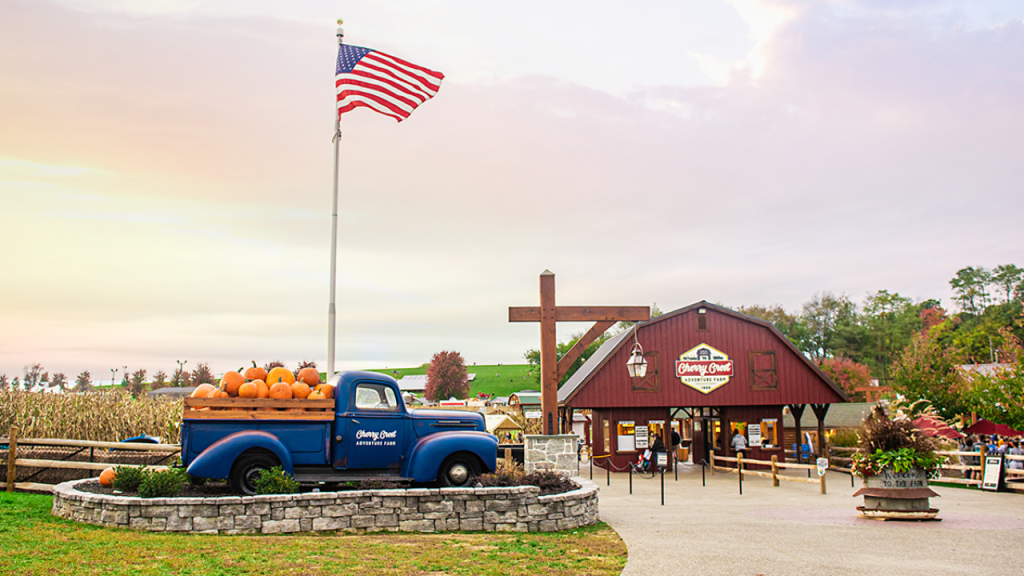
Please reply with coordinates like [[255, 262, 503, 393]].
[[221, 371, 245, 396], [315, 384, 334, 399], [291, 382, 312, 400], [244, 361, 267, 382], [307, 390, 325, 401], [99, 467, 116, 487], [269, 381, 293, 399], [191, 383, 216, 398], [266, 367, 295, 386], [207, 383, 230, 399], [297, 368, 320, 386], [237, 381, 258, 398], [254, 379, 270, 399]]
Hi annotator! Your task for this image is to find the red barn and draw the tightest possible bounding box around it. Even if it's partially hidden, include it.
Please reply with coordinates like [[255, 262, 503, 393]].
[[558, 301, 848, 471]]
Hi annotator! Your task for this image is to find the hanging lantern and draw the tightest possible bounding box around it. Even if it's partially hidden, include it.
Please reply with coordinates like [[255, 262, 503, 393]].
[[626, 341, 648, 378]]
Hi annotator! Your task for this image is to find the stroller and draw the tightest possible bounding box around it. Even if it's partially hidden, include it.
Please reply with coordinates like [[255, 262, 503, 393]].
[[632, 449, 655, 475]]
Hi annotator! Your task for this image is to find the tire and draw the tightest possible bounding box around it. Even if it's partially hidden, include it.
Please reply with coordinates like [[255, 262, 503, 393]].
[[229, 452, 279, 496], [437, 454, 480, 487]]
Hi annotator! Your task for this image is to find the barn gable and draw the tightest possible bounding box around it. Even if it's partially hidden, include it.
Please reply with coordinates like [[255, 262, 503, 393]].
[[559, 301, 848, 408]]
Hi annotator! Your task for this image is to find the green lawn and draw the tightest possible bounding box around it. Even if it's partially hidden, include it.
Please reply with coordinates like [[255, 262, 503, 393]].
[[0, 492, 625, 576], [367, 364, 538, 399]]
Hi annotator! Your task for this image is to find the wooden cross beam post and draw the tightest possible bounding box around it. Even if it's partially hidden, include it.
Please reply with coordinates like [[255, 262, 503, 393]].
[[509, 271, 649, 434]]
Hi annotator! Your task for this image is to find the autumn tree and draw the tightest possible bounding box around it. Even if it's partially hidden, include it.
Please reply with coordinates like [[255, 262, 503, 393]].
[[425, 351, 470, 402], [524, 330, 615, 388], [74, 370, 93, 392], [0, 374, 8, 390], [736, 304, 809, 350], [23, 363, 44, 391], [817, 357, 872, 399], [960, 329, 1024, 429], [191, 363, 215, 385], [129, 369, 147, 397], [50, 372, 68, 392], [151, 370, 168, 390]]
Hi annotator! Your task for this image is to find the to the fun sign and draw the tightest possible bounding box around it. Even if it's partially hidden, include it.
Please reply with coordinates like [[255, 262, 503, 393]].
[[675, 343, 734, 394]]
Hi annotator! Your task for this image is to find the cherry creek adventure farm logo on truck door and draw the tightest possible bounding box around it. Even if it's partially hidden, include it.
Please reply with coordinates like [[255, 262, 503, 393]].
[[675, 343, 734, 394]]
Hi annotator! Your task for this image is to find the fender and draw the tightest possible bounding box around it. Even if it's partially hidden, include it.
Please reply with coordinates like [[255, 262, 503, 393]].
[[186, 430, 294, 480], [402, 430, 497, 482]]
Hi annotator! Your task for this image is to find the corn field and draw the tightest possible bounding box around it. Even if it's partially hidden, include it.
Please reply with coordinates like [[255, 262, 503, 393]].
[[0, 389, 183, 444]]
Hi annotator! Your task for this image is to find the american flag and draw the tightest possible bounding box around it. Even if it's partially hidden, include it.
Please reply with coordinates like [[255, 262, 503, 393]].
[[336, 44, 444, 122]]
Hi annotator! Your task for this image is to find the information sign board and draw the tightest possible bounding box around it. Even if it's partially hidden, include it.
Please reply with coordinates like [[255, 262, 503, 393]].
[[816, 458, 829, 477], [524, 411, 542, 419], [634, 426, 649, 449], [748, 424, 762, 447], [656, 452, 668, 467], [982, 455, 1003, 491]]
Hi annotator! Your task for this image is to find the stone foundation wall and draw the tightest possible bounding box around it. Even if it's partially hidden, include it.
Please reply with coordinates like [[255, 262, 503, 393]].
[[525, 434, 579, 477], [51, 478, 599, 534]]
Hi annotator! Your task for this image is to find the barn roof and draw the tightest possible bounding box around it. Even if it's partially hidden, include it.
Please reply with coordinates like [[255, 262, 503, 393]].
[[559, 300, 849, 407]]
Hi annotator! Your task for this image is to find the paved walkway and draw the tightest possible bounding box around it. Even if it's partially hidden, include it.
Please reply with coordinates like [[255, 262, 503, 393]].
[[590, 462, 1024, 576]]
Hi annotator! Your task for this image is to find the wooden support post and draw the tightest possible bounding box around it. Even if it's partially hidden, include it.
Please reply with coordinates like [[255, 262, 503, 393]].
[[771, 454, 779, 487], [710, 450, 715, 475], [820, 468, 827, 495], [6, 427, 18, 492], [791, 404, 805, 463], [504, 448, 512, 467], [979, 444, 987, 487], [738, 453, 744, 495], [539, 272, 557, 435]]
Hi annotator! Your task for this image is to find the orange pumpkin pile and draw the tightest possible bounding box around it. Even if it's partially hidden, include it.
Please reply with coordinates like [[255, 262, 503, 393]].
[[189, 362, 333, 410]]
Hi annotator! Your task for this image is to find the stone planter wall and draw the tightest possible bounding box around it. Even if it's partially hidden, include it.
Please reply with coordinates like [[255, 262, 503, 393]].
[[525, 434, 579, 477], [51, 477, 599, 535]]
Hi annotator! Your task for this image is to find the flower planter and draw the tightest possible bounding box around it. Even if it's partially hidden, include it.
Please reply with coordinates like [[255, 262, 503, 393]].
[[853, 467, 939, 520]]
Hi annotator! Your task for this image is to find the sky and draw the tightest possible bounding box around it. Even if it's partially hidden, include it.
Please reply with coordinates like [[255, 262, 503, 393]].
[[1, 0, 1022, 381]]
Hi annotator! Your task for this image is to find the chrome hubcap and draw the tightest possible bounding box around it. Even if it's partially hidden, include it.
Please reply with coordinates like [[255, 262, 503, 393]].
[[448, 463, 469, 485]]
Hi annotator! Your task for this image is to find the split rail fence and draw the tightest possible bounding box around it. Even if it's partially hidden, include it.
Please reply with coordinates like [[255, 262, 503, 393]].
[[3, 427, 179, 493], [829, 445, 1024, 491], [710, 450, 827, 494]]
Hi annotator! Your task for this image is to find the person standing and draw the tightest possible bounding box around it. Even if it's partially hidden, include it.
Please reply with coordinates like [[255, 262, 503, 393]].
[[731, 429, 748, 459]]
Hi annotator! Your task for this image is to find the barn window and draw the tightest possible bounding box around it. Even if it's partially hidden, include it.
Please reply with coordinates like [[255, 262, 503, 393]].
[[632, 351, 659, 393], [748, 350, 777, 391], [697, 314, 708, 331]]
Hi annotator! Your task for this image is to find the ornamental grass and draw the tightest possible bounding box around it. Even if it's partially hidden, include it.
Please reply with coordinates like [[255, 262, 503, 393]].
[[0, 389, 183, 443]]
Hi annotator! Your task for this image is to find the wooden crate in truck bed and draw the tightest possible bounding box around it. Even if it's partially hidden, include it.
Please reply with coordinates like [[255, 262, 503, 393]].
[[183, 397, 336, 421]]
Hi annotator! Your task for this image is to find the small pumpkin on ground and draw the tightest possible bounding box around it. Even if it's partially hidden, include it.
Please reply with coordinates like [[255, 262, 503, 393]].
[[98, 467, 116, 487]]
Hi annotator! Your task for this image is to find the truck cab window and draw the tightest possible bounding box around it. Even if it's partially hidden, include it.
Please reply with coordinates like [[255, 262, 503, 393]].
[[355, 383, 398, 410]]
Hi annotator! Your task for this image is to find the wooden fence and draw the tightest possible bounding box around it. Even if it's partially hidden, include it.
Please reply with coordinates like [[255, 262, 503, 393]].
[[710, 450, 827, 494], [825, 446, 1024, 491], [3, 427, 180, 493]]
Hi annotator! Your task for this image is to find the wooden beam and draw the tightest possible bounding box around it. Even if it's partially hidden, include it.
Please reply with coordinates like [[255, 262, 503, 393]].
[[509, 306, 650, 323], [540, 272, 558, 435], [790, 404, 805, 463], [556, 321, 615, 381], [812, 404, 830, 459]]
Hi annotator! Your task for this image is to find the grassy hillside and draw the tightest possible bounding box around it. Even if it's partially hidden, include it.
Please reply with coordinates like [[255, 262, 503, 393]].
[[366, 364, 538, 399]]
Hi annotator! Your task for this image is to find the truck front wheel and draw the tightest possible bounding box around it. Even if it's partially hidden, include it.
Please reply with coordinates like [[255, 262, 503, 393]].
[[230, 452, 279, 495], [437, 454, 480, 487]]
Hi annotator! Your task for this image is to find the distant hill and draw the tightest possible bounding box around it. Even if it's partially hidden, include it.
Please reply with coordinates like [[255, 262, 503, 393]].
[[366, 364, 536, 399]]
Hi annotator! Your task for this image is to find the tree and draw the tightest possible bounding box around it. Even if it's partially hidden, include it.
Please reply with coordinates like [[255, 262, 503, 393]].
[[191, 363, 215, 385], [615, 302, 664, 332], [23, 363, 44, 391], [524, 329, 615, 388], [12, 376, 21, 390], [817, 357, 872, 399], [736, 304, 809, 351], [129, 369, 147, 397], [799, 292, 858, 360], [50, 372, 68, 392], [960, 329, 1024, 430], [890, 331, 970, 421], [74, 370, 93, 392], [151, 370, 168, 390], [949, 266, 992, 314], [0, 374, 8, 390], [992, 264, 1023, 304], [863, 290, 922, 386], [171, 365, 191, 387], [425, 351, 470, 402]]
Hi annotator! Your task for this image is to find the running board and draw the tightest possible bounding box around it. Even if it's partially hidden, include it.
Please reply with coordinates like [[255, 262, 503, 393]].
[[292, 467, 413, 484]]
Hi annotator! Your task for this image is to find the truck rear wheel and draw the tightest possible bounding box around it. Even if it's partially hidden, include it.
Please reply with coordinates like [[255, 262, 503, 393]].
[[438, 454, 479, 487], [230, 452, 279, 495]]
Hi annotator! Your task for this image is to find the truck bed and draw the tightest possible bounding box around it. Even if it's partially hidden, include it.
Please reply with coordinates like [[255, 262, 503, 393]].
[[183, 397, 335, 421]]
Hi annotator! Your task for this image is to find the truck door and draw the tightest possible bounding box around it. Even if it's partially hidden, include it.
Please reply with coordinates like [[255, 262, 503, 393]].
[[345, 381, 405, 470]]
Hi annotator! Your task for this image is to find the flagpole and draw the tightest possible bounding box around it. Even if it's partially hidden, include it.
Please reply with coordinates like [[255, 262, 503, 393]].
[[328, 19, 344, 380]]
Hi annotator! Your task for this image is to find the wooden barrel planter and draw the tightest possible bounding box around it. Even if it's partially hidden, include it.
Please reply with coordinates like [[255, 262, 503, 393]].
[[853, 467, 939, 520]]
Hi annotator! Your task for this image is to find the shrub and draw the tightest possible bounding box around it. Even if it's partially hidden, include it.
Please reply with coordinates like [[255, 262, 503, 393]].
[[255, 466, 299, 495], [347, 479, 403, 490], [851, 405, 945, 477], [111, 465, 148, 492], [829, 429, 859, 448], [520, 471, 577, 496], [138, 468, 186, 498], [476, 459, 526, 487]]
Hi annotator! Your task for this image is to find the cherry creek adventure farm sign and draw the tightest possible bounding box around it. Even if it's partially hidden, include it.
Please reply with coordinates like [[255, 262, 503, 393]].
[[675, 343, 734, 394]]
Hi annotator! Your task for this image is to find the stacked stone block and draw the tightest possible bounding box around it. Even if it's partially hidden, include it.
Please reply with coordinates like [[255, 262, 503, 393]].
[[524, 434, 580, 477], [51, 477, 599, 535]]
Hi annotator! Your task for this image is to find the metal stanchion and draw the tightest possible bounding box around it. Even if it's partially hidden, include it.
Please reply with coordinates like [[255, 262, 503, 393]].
[[607, 458, 610, 486], [590, 455, 593, 480], [629, 464, 633, 494], [738, 453, 744, 495], [702, 460, 706, 487], [660, 466, 665, 506]]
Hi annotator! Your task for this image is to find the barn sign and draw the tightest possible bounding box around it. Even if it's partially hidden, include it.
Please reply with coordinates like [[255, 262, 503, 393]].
[[675, 343, 734, 394]]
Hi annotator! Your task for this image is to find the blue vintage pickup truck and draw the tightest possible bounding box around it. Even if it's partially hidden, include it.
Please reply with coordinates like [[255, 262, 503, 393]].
[[181, 371, 497, 495]]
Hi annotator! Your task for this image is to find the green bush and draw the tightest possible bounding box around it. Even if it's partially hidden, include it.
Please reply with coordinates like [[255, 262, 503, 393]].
[[138, 468, 186, 498], [255, 466, 299, 495], [829, 429, 860, 448], [111, 465, 147, 492]]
